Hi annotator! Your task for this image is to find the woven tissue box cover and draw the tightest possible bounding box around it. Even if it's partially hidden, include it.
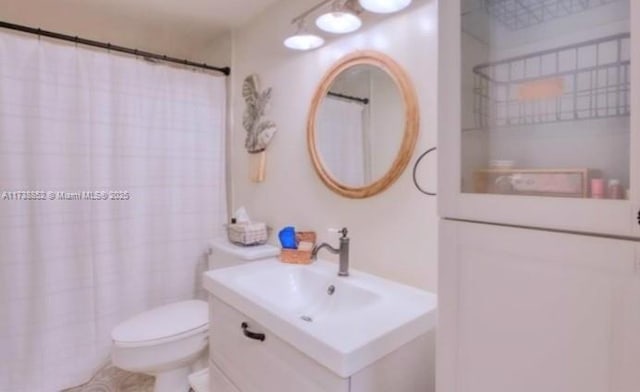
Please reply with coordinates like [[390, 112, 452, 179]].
[[227, 223, 268, 246]]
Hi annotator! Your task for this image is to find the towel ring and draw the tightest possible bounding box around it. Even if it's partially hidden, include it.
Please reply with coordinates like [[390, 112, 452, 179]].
[[413, 147, 437, 196]]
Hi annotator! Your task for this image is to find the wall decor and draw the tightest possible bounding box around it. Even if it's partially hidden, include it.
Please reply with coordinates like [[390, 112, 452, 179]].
[[242, 74, 277, 182]]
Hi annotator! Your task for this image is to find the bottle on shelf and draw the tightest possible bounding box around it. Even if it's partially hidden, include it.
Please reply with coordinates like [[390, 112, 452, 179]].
[[590, 178, 605, 199], [607, 179, 623, 200]]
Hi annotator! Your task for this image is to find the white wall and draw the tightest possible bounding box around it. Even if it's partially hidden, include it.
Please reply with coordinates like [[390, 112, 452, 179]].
[[219, 0, 439, 291], [1, 0, 215, 60]]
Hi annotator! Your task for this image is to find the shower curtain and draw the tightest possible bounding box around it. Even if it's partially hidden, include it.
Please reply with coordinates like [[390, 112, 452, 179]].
[[316, 96, 368, 186], [0, 32, 227, 391]]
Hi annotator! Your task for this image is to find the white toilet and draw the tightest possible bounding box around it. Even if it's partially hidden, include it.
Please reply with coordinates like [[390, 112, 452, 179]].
[[111, 239, 280, 392]]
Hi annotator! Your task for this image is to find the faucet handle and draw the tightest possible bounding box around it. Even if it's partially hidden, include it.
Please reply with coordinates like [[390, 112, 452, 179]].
[[329, 227, 348, 238]]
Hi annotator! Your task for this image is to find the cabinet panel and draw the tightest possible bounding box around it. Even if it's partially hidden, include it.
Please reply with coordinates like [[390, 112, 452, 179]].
[[209, 297, 349, 392], [438, 0, 640, 236], [350, 332, 435, 392], [209, 360, 240, 392], [438, 220, 640, 392]]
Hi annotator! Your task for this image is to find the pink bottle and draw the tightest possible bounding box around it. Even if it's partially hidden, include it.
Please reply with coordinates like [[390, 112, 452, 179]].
[[590, 178, 605, 199]]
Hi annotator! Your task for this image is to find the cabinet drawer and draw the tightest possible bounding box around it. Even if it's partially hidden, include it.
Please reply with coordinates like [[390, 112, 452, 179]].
[[210, 360, 240, 392], [209, 296, 349, 392]]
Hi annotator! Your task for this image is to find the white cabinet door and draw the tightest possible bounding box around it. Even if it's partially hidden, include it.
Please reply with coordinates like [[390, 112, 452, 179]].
[[438, 220, 640, 392], [438, 0, 640, 237]]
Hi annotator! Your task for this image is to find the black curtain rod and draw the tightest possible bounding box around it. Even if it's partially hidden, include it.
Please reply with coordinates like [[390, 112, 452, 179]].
[[328, 91, 370, 105], [0, 20, 231, 76]]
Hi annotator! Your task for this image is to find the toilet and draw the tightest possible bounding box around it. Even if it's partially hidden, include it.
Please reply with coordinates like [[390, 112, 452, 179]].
[[110, 239, 279, 392], [111, 300, 209, 392]]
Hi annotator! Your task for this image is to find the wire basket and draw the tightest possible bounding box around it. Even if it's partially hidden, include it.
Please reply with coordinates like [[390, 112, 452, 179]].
[[472, 33, 630, 130]]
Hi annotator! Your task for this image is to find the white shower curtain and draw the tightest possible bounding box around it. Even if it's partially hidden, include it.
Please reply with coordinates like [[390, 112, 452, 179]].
[[0, 32, 227, 391], [316, 96, 367, 187]]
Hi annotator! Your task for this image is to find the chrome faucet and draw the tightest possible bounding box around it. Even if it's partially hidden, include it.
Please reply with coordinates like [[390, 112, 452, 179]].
[[311, 228, 350, 277]]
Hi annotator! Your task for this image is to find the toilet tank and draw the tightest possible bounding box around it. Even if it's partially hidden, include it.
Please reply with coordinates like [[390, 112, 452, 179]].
[[208, 239, 280, 270]]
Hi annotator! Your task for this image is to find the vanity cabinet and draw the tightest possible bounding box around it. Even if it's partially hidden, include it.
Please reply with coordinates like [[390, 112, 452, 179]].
[[209, 297, 349, 392], [208, 297, 434, 392], [439, 221, 640, 392], [438, 0, 640, 237]]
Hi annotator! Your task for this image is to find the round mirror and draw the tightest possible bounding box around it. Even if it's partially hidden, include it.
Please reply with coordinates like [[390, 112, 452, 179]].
[[307, 51, 419, 198]]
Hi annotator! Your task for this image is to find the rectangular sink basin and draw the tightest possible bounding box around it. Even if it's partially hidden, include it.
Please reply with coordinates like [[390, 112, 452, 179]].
[[203, 258, 437, 378], [233, 266, 381, 321]]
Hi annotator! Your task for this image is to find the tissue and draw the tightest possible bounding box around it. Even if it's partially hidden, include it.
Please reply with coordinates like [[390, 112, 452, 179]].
[[233, 206, 251, 224]]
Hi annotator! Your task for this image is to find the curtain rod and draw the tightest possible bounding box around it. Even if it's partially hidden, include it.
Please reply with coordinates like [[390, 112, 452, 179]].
[[328, 91, 370, 105], [0, 20, 231, 76]]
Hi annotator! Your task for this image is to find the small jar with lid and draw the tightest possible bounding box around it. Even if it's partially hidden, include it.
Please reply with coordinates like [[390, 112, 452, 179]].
[[607, 179, 623, 200]]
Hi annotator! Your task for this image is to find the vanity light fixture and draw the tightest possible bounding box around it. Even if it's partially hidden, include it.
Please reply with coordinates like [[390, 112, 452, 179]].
[[358, 0, 412, 14], [284, 0, 412, 50], [316, 0, 363, 34], [284, 21, 326, 51]]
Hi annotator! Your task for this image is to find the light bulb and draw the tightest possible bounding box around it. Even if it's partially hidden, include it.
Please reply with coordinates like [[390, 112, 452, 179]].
[[359, 0, 412, 14], [316, 11, 362, 34], [284, 33, 325, 50]]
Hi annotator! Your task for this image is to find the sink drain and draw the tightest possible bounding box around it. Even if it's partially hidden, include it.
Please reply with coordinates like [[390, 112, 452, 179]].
[[300, 315, 313, 322]]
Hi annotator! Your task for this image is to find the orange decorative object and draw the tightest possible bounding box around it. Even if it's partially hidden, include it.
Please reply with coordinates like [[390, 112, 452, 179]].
[[517, 78, 564, 101]]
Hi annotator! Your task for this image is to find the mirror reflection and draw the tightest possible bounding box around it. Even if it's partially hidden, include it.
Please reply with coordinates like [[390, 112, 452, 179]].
[[315, 65, 404, 187]]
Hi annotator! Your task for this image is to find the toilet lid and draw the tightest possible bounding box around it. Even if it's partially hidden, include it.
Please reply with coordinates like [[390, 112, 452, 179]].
[[112, 300, 208, 344]]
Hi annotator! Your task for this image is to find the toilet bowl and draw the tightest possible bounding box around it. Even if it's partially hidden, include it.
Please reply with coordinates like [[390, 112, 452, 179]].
[[111, 300, 208, 392]]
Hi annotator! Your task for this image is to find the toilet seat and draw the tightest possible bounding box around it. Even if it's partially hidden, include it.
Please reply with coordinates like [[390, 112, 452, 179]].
[[112, 300, 208, 348]]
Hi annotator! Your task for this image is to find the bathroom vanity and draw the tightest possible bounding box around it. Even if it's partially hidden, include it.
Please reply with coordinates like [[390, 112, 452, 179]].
[[203, 259, 437, 392]]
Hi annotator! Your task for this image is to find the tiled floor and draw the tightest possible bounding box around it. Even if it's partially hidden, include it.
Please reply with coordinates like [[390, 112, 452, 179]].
[[63, 365, 154, 392]]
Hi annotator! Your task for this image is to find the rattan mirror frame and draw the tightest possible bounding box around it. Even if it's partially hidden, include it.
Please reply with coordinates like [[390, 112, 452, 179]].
[[307, 51, 420, 199]]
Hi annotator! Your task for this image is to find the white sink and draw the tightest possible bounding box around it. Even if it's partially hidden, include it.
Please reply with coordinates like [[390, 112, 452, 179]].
[[233, 266, 380, 320], [203, 258, 437, 378]]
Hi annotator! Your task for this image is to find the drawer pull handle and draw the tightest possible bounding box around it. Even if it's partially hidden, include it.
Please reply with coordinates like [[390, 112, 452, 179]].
[[241, 322, 266, 342]]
